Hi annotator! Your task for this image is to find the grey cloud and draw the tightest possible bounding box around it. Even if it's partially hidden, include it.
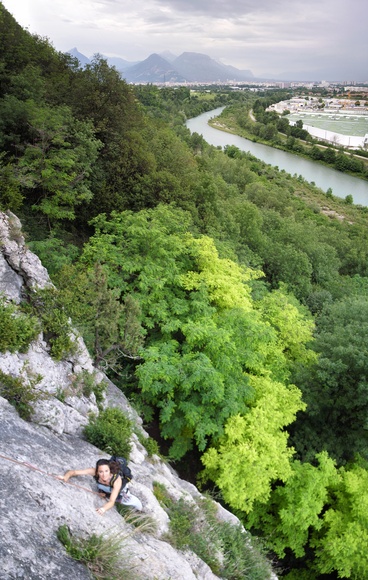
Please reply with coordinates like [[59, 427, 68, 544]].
[[2, 0, 367, 80], [150, 0, 290, 18]]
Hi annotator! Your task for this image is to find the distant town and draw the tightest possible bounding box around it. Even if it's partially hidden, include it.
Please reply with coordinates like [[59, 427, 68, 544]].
[[266, 91, 368, 149], [269, 93, 368, 115]]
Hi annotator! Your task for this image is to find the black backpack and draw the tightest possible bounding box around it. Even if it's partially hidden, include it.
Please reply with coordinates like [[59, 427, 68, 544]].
[[109, 455, 132, 488]]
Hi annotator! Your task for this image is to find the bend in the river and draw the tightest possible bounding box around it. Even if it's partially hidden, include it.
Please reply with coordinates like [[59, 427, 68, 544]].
[[186, 107, 368, 207]]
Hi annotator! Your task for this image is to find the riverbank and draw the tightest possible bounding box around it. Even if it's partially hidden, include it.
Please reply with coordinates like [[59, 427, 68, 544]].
[[186, 108, 368, 207], [210, 106, 368, 183]]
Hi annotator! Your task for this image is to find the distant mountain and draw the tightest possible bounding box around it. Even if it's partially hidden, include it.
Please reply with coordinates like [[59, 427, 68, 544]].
[[66, 49, 137, 72], [67, 47, 91, 67], [224, 63, 255, 81], [159, 50, 177, 63], [122, 53, 187, 83], [173, 52, 254, 82], [66, 48, 255, 83], [104, 56, 138, 72]]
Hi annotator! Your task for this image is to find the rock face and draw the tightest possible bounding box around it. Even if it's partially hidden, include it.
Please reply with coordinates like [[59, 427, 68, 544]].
[[0, 211, 275, 579], [0, 396, 220, 580]]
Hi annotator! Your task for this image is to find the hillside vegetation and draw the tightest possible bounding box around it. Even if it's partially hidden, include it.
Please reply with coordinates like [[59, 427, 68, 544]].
[[1, 4, 368, 578]]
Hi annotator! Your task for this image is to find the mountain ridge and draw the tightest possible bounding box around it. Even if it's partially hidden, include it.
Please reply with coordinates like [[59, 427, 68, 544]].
[[67, 48, 255, 83]]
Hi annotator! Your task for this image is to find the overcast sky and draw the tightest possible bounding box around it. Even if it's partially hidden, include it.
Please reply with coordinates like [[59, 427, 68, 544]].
[[2, 0, 367, 80]]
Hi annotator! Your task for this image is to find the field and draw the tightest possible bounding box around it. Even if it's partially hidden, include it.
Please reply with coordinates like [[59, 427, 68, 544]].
[[287, 112, 368, 136]]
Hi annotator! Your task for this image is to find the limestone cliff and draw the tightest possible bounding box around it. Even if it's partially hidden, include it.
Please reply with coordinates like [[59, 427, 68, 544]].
[[0, 211, 274, 580]]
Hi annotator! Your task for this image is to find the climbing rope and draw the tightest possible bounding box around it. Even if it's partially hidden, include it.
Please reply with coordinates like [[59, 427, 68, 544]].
[[0, 452, 101, 496]]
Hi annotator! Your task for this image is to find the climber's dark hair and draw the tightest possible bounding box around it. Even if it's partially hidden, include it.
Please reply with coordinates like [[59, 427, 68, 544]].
[[94, 458, 120, 480]]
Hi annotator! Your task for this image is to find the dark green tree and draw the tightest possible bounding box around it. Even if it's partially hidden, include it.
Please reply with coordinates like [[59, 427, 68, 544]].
[[17, 103, 101, 224], [290, 296, 368, 463]]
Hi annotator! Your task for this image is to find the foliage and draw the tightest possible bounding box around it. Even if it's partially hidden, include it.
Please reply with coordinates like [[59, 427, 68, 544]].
[[81, 205, 314, 461], [17, 102, 101, 224], [312, 462, 368, 578], [218, 520, 273, 580], [0, 153, 23, 211], [66, 56, 152, 217], [0, 368, 43, 419], [0, 297, 39, 353], [54, 262, 145, 370], [27, 286, 76, 360], [291, 296, 368, 463], [152, 481, 173, 509], [84, 407, 132, 457], [255, 286, 317, 377], [201, 376, 305, 513], [28, 236, 80, 277], [70, 370, 107, 409], [153, 484, 273, 579], [56, 524, 139, 580], [114, 505, 157, 534], [135, 431, 160, 457], [247, 453, 368, 579]]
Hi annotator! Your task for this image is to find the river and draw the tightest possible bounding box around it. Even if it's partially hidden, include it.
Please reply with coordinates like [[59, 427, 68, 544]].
[[186, 107, 368, 206]]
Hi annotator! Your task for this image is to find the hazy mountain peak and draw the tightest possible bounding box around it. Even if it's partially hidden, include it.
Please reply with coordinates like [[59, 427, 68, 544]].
[[159, 50, 177, 62], [67, 47, 91, 67], [66, 48, 254, 83]]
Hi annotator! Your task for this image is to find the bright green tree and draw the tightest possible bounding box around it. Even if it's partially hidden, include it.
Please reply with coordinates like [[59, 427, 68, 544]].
[[256, 286, 316, 380], [247, 452, 338, 558], [313, 462, 368, 578], [202, 376, 305, 512], [247, 453, 368, 579]]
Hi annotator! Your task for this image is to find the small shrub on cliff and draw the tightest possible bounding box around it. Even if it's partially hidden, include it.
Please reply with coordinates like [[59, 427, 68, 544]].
[[0, 368, 43, 420], [27, 287, 76, 360], [135, 430, 160, 458], [56, 524, 138, 579], [165, 496, 222, 573], [152, 484, 273, 579], [152, 481, 173, 509], [0, 297, 39, 353], [114, 505, 157, 534], [70, 370, 107, 409], [84, 407, 132, 457]]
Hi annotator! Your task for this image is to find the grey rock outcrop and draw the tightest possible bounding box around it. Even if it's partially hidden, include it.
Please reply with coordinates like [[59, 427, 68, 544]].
[[0, 396, 221, 580], [0, 211, 104, 434], [0, 212, 50, 293]]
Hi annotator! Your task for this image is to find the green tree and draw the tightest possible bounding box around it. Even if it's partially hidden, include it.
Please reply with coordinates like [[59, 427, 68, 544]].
[[309, 145, 324, 160], [66, 56, 153, 215], [256, 287, 316, 377], [202, 376, 305, 512], [247, 452, 338, 559], [323, 147, 336, 164], [291, 296, 368, 463], [313, 462, 368, 578], [54, 262, 145, 369], [17, 103, 101, 224], [248, 453, 368, 578], [0, 153, 23, 211]]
